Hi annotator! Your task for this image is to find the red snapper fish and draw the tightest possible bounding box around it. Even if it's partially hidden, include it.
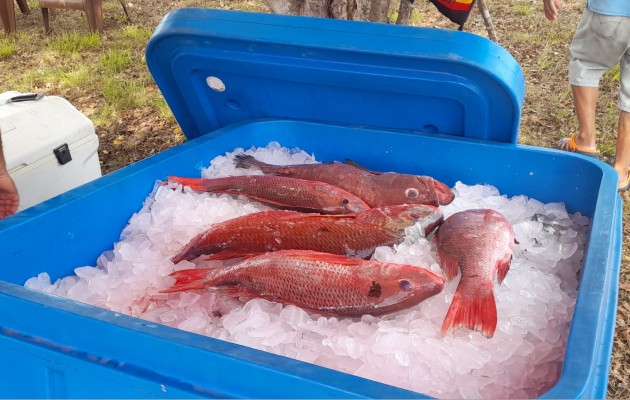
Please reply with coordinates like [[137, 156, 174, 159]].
[[234, 154, 454, 207], [433, 209, 515, 338], [171, 204, 444, 264], [168, 175, 369, 214], [162, 250, 446, 317]]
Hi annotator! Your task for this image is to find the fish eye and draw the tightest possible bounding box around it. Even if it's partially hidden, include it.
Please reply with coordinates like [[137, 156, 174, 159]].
[[410, 213, 421, 221], [399, 279, 413, 292], [341, 198, 350, 205], [405, 188, 419, 199]]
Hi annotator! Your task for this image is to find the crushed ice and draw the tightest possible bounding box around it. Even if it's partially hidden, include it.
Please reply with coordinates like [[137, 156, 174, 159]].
[[24, 141, 587, 399]]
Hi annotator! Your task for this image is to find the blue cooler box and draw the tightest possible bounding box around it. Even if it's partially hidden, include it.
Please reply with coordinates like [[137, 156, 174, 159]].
[[0, 9, 622, 399]]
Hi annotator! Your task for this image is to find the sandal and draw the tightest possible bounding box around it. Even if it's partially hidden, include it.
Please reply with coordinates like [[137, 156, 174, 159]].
[[618, 171, 630, 192], [607, 157, 630, 192], [557, 134, 601, 159]]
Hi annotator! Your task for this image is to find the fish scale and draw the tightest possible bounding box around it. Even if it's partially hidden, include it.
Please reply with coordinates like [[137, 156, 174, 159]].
[[163, 250, 446, 317], [234, 154, 455, 207], [171, 205, 443, 264], [168, 175, 370, 214], [434, 209, 515, 338]]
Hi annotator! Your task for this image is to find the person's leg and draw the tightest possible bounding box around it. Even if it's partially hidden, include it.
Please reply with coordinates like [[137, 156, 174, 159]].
[[562, 9, 626, 157], [571, 85, 599, 150], [613, 111, 630, 188], [614, 17, 630, 189]]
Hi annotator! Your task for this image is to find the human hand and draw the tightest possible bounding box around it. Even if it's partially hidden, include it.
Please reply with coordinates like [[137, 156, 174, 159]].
[[0, 171, 19, 219], [544, 0, 562, 20]]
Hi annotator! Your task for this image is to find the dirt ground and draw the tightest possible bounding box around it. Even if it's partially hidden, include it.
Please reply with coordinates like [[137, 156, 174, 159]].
[[1, 0, 629, 397]]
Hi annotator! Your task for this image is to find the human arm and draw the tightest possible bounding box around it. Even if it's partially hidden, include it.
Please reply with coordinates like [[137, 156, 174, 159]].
[[543, 0, 562, 20], [0, 129, 19, 219]]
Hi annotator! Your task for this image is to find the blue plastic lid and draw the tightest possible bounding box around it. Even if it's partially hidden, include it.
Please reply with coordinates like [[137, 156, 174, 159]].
[[146, 8, 525, 143]]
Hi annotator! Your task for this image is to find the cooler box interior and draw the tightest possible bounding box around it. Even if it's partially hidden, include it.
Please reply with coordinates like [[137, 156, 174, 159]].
[[0, 9, 622, 399]]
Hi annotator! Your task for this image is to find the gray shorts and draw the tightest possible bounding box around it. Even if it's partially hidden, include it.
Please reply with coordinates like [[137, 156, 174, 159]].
[[569, 8, 630, 112]]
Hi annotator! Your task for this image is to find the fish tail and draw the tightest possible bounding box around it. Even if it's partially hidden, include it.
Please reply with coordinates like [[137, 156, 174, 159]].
[[168, 176, 216, 192], [161, 268, 212, 293], [441, 280, 497, 338], [234, 154, 270, 171], [171, 245, 197, 264]]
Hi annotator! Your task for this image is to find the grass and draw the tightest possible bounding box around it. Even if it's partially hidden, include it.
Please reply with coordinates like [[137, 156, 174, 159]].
[[0, 37, 18, 58], [514, 3, 533, 16], [114, 25, 153, 42], [49, 31, 101, 53], [98, 48, 133, 73], [1, 14, 163, 127], [101, 78, 145, 108]]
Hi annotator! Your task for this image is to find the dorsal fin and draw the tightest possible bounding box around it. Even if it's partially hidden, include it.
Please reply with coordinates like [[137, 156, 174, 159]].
[[280, 250, 364, 266], [343, 159, 383, 175]]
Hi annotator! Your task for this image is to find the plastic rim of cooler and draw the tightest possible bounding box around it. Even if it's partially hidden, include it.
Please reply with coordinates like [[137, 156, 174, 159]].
[[0, 8, 622, 399]]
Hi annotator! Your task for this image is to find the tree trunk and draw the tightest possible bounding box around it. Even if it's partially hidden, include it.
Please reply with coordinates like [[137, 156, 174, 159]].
[[396, 0, 414, 25], [369, 0, 392, 23], [352, 0, 372, 21], [263, 0, 303, 16], [303, 0, 329, 17], [477, 0, 498, 42], [263, 0, 395, 24], [330, 0, 349, 19]]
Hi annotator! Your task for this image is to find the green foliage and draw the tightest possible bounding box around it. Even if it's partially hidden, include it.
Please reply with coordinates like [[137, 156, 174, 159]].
[[101, 78, 145, 109], [409, 9, 423, 25], [0, 38, 17, 59], [514, 3, 532, 16], [99, 49, 133, 74], [58, 66, 92, 87], [604, 65, 621, 82], [49, 32, 101, 54], [148, 96, 176, 122], [91, 103, 117, 127], [114, 26, 153, 44]]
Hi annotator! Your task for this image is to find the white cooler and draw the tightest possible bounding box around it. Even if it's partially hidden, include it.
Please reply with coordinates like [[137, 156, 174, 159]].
[[0, 91, 102, 212]]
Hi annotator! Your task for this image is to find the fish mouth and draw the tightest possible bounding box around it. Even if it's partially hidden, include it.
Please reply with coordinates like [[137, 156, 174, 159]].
[[434, 180, 455, 205]]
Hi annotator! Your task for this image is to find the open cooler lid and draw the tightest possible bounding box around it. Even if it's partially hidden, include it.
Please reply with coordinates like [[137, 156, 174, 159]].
[[146, 8, 525, 143]]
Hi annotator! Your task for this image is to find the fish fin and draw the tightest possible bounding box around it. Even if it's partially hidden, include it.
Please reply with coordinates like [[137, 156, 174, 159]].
[[161, 269, 211, 293], [288, 250, 364, 266], [215, 285, 257, 299], [441, 281, 497, 338], [496, 255, 512, 285], [218, 287, 287, 306], [297, 213, 356, 219], [211, 191, 301, 209], [254, 210, 332, 220], [343, 159, 382, 175], [233, 153, 258, 169], [256, 210, 304, 218], [206, 250, 264, 261], [167, 176, 210, 192], [436, 250, 460, 281], [233, 154, 278, 173], [255, 211, 354, 220]]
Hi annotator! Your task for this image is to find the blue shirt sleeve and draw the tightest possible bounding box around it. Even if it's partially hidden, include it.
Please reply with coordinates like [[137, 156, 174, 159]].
[[587, 0, 630, 16]]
